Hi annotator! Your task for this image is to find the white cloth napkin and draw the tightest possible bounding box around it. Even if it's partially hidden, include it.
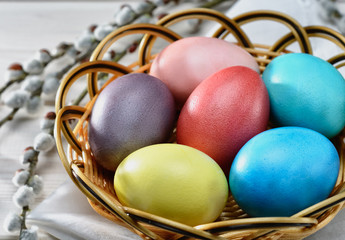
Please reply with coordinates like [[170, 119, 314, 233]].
[[27, 0, 345, 239], [27, 178, 141, 240]]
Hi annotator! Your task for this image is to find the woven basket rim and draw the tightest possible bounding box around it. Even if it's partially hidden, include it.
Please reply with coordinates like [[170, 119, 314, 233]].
[[54, 8, 345, 240]]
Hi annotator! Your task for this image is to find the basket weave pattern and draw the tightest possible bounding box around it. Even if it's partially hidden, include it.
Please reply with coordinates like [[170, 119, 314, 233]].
[[55, 8, 345, 240]]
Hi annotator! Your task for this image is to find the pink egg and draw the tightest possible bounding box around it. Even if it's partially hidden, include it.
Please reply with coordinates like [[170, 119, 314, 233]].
[[150, 36, 259, 107]]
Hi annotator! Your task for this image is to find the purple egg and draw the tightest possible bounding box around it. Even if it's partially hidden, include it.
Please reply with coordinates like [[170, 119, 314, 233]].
[[88, 73, 176, 171]]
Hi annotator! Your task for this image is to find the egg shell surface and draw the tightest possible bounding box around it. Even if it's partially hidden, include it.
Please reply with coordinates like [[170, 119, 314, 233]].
[[114, 143, 229, 226], [229, 126, 340, 217], [262, 53, 345, 138], [150, 36, 260, 107], [88, 73, 176, 171], [177, 66, 270, 176]]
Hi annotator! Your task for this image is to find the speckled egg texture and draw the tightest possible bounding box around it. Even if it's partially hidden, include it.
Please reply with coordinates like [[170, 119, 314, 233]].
[[88, 73, 176, 171], [177, 66, 270, 176], [229, 127, 340, 217], [262, 53, 345, 138]]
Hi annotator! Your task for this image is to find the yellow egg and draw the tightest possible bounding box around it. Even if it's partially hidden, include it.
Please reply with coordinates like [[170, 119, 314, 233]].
[[114, 144, 229, 226]]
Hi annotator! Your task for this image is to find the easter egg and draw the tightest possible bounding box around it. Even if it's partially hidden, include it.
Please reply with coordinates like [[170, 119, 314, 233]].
[[262, 53, 345, 138], [114, 143, 229, 226], [229, 126, 340, 217], [177, 66, 270, 176], [150, 36, 260, 107], [88, 73, 176, 171]]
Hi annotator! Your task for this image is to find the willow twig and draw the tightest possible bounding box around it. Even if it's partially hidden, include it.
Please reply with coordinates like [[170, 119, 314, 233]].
[[0, 78, 25, 95], [0, 108, 19, 127], [18, 150, 39, 237]]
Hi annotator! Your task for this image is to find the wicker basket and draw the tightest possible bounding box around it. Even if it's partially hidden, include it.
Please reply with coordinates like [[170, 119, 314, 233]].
[[55, 8, 345, 240]]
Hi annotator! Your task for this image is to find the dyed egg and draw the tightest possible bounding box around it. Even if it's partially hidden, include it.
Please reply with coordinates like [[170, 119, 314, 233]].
[[150, 36, 259, 107], [114, 144, 229, 226], [230, 127, 340, 217], [262, 53, 345, 138], [177, 66, 270, 176], [88, 73, 176, 171]]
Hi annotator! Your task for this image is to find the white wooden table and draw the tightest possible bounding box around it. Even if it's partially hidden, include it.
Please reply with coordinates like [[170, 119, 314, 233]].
[[0, 1, 230, 239], [0, 1, 140, 239], [1, 1, 345, 239]]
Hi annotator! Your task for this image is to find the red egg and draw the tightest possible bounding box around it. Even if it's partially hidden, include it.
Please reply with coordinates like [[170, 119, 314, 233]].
[[177, 66, 270, 176]]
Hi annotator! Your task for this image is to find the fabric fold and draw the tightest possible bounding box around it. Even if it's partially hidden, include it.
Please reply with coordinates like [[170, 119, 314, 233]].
[[27, 1, 345, 239]]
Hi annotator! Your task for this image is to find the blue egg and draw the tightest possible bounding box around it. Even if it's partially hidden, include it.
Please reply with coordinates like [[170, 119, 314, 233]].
[[262, 53, 345, 138], [229, 127, 339, 217]]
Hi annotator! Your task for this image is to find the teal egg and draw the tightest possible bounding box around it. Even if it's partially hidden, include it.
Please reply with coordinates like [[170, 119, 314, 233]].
[[229, 127, 339, 217], [262, 53, 345, 138]]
